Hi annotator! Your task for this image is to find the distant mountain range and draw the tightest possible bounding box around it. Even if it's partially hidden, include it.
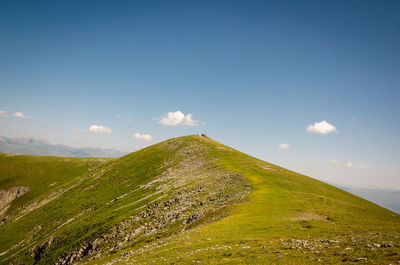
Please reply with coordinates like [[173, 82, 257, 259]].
[[342, 187, 400, 214], [0, 136, 127, 158]]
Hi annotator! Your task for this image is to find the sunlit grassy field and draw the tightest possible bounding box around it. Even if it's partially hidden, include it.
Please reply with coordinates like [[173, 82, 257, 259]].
[[1, 136, 399, 264], [97, 136, 400, 264]]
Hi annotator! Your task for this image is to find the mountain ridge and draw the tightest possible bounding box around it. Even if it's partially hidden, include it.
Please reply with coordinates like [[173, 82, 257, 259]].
[[0, 135, 399, 264], [0, 136, 127, 158]]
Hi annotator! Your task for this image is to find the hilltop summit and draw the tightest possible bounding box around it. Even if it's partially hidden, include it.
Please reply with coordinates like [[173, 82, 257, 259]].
[[0, 135, 399, 264]]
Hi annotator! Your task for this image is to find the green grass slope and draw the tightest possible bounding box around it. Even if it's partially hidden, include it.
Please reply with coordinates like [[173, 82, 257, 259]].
[[0, 136, 399, 264], [0, 154, 110, 215]]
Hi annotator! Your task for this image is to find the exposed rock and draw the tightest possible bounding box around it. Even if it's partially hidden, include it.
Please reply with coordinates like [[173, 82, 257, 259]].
[[354, 257, 367, 262], [31, 237, 54, 264], [0, 186, 29, 216], [49, 139, 249, 265], [186, 213, 199, 224]]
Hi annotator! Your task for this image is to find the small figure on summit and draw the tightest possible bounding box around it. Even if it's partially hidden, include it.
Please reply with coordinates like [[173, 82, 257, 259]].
[[201, 133, 210, 139]]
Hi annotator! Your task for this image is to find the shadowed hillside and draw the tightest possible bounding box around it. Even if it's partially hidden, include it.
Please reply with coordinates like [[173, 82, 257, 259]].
[[0, 136, 399, 264]]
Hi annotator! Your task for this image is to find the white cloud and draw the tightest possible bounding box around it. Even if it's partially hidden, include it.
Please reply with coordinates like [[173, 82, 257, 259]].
[[158, 111, 202, 126], [329, 160, 339, 164], [0, 110, 31, 119], [13, 112, 30, 119], [278, 143, 290, 151], [0, 110, 9, 118], [132, 133, 152, 141], [306, 120, 337, 134], [127, 118, 133, 123], [360, 165, 367, 169], [345, 162, 353, 168], [88, 125, 112, 134], [73, 125, 112, 134], [352, 117, 358, 122], [116, 114, 121, 119]]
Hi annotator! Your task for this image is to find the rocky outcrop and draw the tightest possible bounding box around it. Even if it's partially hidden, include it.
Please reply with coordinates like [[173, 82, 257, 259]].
[[50, 139, 249, 265], [31, 237, 54, 264], [0, 186, 29, 216]]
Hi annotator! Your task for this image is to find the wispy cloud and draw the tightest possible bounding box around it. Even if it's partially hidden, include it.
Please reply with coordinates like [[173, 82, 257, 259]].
[[0, 110, 9, 118], [13, 112, 31, 119], [89, 125, 112, 134], [329, 160, 339, 164], [158, 111, 203, 126], [360, 165, 367, 169], [306, 120, 337, 134], [14, 112, 30, 119], [115, 114, 133, 123], [278, 143, 290, 151], [0, 110, 31, 119], [74, 125, 112, 134], [345, 162, 353, 168], [132, 133, 152, 141]]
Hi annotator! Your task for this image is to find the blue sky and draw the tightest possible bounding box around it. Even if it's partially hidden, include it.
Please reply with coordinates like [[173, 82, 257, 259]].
[[0, 0, 399, 189]]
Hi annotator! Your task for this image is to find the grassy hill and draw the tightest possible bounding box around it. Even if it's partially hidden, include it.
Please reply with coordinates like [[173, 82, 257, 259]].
[[0, 136, 399, 264]]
